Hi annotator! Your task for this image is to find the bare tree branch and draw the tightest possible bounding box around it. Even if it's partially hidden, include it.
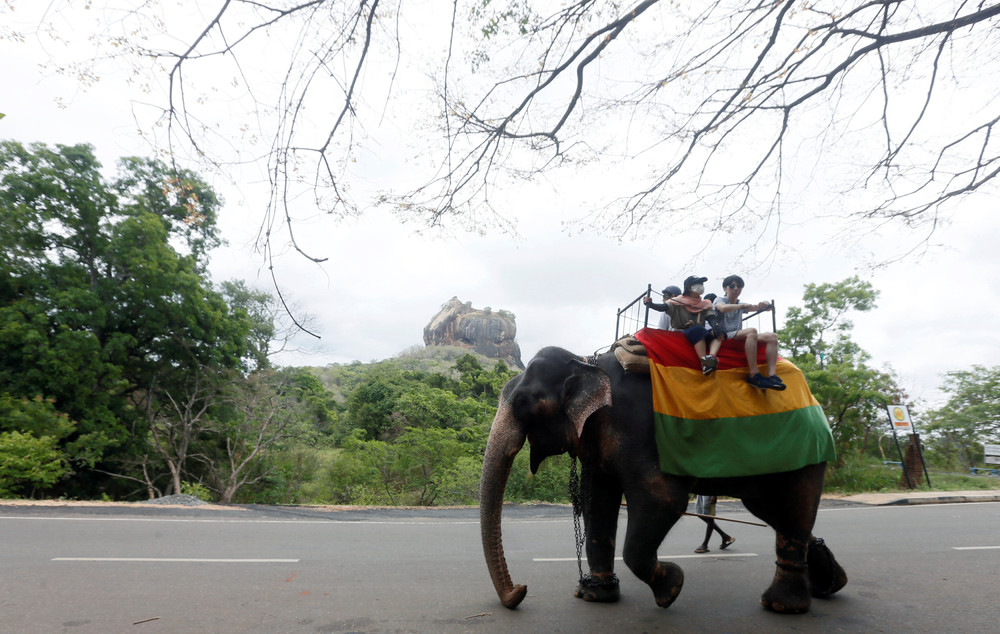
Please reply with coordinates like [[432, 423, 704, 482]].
[[21, 0, 1000, 265]]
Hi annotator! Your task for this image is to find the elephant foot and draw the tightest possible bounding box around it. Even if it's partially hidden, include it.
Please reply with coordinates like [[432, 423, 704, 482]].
[[574, 573, 620, 603], [650, 562, 685, 609], [808, 538, 848, 598], [760, 562, 811, 614]]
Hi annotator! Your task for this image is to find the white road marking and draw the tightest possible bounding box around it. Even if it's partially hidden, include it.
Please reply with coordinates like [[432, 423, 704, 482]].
[[952, 546, 1000, 550], [52, 557, 299, 563], [534, 553, 758, 562]]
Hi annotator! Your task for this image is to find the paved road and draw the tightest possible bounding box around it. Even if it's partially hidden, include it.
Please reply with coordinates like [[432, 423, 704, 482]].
[[1, 496, 998, 633]]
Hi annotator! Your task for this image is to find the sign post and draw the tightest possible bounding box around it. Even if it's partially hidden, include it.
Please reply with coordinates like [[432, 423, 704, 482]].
[[886, 405, 931, 488], [985, 444, 1000, 465]]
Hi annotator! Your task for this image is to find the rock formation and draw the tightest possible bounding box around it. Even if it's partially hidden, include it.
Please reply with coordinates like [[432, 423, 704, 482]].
[[424, 297, 524, 369]]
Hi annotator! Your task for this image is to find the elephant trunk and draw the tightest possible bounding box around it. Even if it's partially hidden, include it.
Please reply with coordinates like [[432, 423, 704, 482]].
[[480, 398, 528, 609]]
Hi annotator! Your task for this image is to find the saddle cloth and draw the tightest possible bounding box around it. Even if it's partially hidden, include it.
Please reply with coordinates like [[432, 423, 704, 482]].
[[632, 327, 836, 478]]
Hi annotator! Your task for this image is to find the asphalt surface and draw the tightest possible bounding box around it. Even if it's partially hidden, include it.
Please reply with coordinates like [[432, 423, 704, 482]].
[[3, 488, 1000, 518], [2, 490, 999, 633]]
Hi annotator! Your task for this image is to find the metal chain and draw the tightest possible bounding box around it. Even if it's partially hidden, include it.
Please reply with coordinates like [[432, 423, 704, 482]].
[[569, 456, 585, 582], [569, 455, 620, 590]]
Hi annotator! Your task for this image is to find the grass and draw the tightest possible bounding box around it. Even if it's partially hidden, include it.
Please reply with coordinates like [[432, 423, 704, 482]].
[[824, 455, 1000, 495]]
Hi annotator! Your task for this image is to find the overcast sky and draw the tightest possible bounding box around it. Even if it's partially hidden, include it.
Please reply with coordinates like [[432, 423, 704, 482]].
[[4, 3, 1000, 414]]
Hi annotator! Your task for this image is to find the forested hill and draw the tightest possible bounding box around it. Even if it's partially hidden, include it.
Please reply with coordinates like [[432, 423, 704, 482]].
[[236, 345, 571, 507], [306, 345, 512, 405]]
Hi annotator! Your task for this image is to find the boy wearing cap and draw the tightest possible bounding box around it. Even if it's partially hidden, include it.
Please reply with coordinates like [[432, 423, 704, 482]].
[[666, 276, 722, 375], [643, 284, 682, 330], [713, 274, 785, 390]]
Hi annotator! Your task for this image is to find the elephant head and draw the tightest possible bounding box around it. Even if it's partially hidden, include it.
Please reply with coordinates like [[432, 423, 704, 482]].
[[479, 346, 612, 608]]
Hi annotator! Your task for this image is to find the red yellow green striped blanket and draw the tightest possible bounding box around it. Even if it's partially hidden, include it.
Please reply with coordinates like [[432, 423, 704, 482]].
[[633, 327, 836, 478]]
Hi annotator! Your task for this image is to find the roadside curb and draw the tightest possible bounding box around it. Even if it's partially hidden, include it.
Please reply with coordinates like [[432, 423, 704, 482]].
[[840, 490, 1000, 506]]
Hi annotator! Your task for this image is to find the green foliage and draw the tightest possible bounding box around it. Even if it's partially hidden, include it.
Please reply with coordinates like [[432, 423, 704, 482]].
[[924, 366, 1000, 470], [346, 368, 407, 440], [503, 452, 572, 503], [340, 354, 515, 442], [179, 481, 213, 502], [326, 425, 488, 506], [822, 454, 902, 494], [0, 140, 258, 498], [470, 0, 537, 41], [823, 454, 1000, 494], [916, 470, 1000, 491], [0, 431, 70, 497], [0, 394, 76, 440], [781, 276, 879, 363], [283, 369, 341, 439], [779, 277, 906, 462], [455, 353, 518, 400], [218, 280, 276, 371], [244, 446, 325, 505], [200, 368, 324, 503]]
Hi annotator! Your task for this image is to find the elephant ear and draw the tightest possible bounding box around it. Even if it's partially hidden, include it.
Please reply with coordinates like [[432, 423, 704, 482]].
[[562, 359, 612, 438]]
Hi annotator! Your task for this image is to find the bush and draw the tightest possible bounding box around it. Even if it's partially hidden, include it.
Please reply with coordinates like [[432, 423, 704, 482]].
[[179, 480, 214, 502], [823, 454, 902, 494], [0, 431, 70, 497], [503, 452, 572, 503]]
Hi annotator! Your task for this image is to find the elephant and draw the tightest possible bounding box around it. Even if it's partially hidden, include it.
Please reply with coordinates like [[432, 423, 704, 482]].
[[480, 344, 847, 613]]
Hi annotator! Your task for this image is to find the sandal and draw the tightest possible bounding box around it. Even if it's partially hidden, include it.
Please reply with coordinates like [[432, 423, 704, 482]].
[[720, 536, 736, 550], [694, 546, 709, 554]]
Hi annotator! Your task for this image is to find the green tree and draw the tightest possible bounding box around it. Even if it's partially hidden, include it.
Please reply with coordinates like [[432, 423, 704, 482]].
[[0, 431, 68, 497], [346, 369, 405, 441], [284, 369, 340, 439], [219, 280, 275, 371], [781, 277, 880, 367], [455, 354, 518, 401], [395, 385, 482, 431], [924, 366, 1000, 470], [205, 369, 320, 503], [329, 425, 486, 506], [0, 141, 254, 498], [779, 278, 906, 460], [0, 395, 75, 496]]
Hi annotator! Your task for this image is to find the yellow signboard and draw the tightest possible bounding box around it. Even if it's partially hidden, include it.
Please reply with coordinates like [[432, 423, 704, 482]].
[[887, 404, 913, 435]]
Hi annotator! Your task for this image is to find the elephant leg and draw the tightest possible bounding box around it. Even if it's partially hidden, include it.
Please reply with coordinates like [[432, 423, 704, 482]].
[[808, 537, 848, 598], [574, 469, 622, 603], [620, 483, 687, 608], [741, 464, 825, 614]]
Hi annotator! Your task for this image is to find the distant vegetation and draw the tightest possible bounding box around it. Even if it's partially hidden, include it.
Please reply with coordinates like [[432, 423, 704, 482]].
[[2, 142, 997, 504]]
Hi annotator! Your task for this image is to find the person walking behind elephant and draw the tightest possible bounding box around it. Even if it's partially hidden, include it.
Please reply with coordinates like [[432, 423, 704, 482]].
[[694, 495, 736, 553], [643, 284, 682, 330], [666, 276, 721, 375], [713, 275, 785, 391]]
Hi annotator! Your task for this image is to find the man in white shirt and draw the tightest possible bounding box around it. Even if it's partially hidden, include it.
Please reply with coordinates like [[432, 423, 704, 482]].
[[712, 275, 784, 390]]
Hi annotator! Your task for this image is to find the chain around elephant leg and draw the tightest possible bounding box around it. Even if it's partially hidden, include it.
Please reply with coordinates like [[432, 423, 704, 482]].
[[574, 572, 621, 603], [760, 534, 811, 614]]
